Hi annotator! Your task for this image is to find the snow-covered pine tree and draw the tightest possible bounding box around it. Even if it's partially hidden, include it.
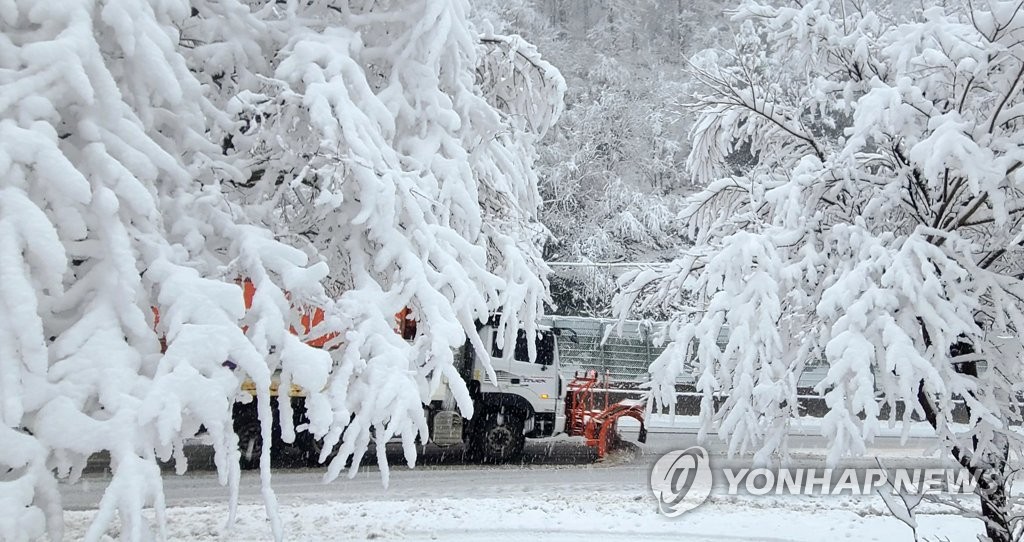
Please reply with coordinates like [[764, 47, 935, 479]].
[[2, 0, 559, 540], [615, 1, 1024, 539]]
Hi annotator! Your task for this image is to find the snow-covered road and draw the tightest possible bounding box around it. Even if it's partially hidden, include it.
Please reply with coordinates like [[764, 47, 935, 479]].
[[63, 438, 645, 511], [63, 417, 945, 511], [58, 422, 984, 541]]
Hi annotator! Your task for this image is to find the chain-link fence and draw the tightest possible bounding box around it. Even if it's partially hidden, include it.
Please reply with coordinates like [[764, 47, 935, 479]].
[[544, 316, 830, 389], [544, 316, 665, 383]]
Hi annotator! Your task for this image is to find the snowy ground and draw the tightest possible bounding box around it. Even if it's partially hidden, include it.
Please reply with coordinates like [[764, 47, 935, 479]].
[[62, 490, 982, 541], [60, 421, 985, 541]]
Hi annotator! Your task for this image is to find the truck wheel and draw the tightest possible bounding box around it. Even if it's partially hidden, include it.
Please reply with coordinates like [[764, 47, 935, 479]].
[[236, 419, 263, 470], [234, 399, 278, 470], [471, 410, 525, 463]]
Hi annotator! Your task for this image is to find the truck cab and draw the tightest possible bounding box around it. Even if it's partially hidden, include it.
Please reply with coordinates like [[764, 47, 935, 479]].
[[427, 321, 570, 463], [477, 325, 565, 436]]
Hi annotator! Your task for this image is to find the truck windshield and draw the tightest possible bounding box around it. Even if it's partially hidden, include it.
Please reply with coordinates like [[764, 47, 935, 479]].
[[492, 330, 554, 365]]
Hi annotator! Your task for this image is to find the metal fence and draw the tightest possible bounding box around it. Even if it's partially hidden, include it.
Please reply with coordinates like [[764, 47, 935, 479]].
[[544, 316, 665, 383], [543, 316, 830, 389]]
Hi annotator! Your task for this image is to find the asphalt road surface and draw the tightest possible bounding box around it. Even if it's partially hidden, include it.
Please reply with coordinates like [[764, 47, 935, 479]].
[[62, 426, 945, 512]]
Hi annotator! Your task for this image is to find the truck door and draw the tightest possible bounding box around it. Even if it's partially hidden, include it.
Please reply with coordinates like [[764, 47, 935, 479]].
[[490, 329, 559, 417]]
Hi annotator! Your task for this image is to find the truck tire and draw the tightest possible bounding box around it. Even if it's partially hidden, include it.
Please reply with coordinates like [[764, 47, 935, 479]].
[[236, 418, 263, 470], [233, 399, 279, 470], [469, 409, 525, 463]]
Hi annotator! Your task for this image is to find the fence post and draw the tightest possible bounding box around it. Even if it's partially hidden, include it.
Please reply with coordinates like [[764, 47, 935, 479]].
[[641, 322, 651, 369]]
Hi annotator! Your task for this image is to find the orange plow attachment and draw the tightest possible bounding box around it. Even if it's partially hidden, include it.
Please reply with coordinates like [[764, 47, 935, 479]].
[[565, 371, 647, 459]]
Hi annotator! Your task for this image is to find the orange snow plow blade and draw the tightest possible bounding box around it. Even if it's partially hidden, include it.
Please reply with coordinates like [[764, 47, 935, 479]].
[[565, 371, 647, 459]]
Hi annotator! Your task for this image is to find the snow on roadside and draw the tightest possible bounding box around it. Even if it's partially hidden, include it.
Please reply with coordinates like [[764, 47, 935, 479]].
[[618, 414, 950, 439], [61, 490, 982, 541]]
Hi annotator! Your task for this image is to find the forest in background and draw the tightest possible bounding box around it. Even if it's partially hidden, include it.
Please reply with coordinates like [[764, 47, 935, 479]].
[[475, 0, 733, 316]]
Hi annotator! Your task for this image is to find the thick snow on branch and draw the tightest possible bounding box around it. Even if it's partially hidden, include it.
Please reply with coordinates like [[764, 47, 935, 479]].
[[477, 33, 566, 139]]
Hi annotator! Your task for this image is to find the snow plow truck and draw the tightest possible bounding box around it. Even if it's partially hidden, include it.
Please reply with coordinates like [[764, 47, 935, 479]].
[[160, 280, 648, 468]]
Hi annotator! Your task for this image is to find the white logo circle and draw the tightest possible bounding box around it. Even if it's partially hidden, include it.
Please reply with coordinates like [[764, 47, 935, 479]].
[[650, 446, 713, 517]]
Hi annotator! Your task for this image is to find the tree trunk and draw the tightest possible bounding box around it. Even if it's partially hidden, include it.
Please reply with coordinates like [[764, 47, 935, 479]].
[[967, 445, 1012, 542], [917, 378, 1013, 542]]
